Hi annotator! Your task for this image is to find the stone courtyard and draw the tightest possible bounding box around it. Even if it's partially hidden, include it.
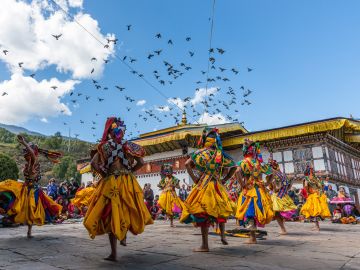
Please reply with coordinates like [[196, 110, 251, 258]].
[[0, 220, 359, 270]]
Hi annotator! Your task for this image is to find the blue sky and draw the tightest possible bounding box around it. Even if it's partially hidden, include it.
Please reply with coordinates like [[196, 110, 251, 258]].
[[0, 0, 359, 142]]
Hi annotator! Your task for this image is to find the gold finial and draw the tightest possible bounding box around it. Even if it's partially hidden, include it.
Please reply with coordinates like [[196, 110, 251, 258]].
[[181, 110, 187, 125]]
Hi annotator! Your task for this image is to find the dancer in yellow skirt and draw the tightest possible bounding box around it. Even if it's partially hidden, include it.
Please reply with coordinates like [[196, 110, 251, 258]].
[[83, 117, 153, 261], [72, 183, 95, 214], [0, 135, 62, 238], [180, 128, 237, 252], [235, 139, 274, 244], [157, 164, 184, 227], [300, 165, 331, 231], [266, 157, 297, 235]]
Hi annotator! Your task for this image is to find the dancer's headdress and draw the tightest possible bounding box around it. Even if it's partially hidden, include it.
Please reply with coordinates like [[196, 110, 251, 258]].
[[197, 127, 223, 164], [101, 117, 126, 143], [242, 139, 263, 163], [161, 163, 173, 177]]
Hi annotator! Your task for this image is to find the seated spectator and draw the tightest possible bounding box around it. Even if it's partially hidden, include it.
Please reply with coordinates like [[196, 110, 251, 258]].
[[47, 178, 58, 200]]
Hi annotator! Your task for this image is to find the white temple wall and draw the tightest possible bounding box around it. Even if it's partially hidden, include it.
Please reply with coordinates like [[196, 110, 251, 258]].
[[137, 170, 192, 196]]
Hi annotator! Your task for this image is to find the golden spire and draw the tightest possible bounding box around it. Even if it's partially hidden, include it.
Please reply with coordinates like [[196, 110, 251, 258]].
[[180, 110, 188, 125]]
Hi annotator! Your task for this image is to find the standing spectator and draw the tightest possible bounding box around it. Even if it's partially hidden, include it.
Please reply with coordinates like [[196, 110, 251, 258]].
[[178, 184, 188, 201], [47, 178, 58, 200], [326, 184, 337, 215], [144, 183, 154, 213]]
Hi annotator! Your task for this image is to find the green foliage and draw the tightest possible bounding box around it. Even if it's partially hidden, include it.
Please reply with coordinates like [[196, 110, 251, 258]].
[[43, 132, 63, 149], [52, 156, 81, 182], [0, 129, 92, 185], [0, 128, 15, 143], [0, 153, 19, 181]]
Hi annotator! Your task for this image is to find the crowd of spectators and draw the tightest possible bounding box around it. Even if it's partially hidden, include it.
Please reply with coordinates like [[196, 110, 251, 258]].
[[46, 178, 86, 220], [143, 180, 192, 220]]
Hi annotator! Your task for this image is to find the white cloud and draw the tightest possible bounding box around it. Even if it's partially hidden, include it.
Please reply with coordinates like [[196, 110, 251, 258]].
[[197, 112, 228, 125], [168, 97, 187, 110], [136, 99, 146, 106], [40, 117, 49, 123], [0, 72, 78, 124], [191, 87, 218, 106], [0, 0, 114, 125], [0, 0, 115, 79], [68, 0, 83, 8]]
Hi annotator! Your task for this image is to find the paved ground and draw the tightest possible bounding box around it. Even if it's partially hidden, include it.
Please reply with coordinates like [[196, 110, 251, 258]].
[[0, 220, 359, 270]]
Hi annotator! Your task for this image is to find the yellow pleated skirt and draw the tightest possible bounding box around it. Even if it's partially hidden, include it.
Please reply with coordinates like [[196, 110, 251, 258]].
[[235, 186, 274, 226], [272, 194, 297, 212], [73, 186, 95, 208], [180, 181, 234, 225], [83, 174, 153, 241], [0, 179, 62, 225], [158, 190, 184, 216], [300, 193, 331, 219]]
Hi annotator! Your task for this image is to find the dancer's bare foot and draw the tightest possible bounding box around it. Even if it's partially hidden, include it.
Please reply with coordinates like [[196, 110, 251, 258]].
[[27, 233, 33, 239], [104, 254, 117, 261], [279, 230, 288, 235], [311, 226, 320, 232], [246, 231, 257, 244], [245, 238, 257, 244], [193, 247, 209, 252], [221, 238, 228, 245], [120, 238, 127, 246]]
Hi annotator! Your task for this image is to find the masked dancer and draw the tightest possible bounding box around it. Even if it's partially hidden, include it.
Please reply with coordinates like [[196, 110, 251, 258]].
[[0, 135, 62, 238], [266, 157, 297, 235], [84, 117, 153, 261], [157, 164, 184, 227], [235, 139, 274, 244], [300, 165, 331, 231], [180, 128, 237, 252]]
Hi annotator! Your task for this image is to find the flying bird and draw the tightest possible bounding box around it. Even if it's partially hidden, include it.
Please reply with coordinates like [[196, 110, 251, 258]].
[[186, 37, 191, 41], [189, 51, 194, 57], [115, 85, 125, 91], [231, 68, 239, 75], [154, 50, 162, 55], [168, 39, 173, 45], [91, 68, 95, 74], [91, 57, 97, 61], [155, 33, 162, 39], [126, 25, 132, 31], [247, 67, 253, 72], [2, 92, 8, 96], [18, 62, 24, 68], [2, 50, 8, 55], [217, 48, 225, 54], [30, 73, 36, 78], [52, 34, 62, 40]]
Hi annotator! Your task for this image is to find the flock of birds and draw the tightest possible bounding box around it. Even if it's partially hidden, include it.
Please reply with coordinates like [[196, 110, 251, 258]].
[[0, 23, 254, 141]]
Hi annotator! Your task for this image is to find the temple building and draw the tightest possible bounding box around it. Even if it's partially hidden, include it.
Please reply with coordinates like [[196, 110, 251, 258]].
[[78, 113, 360, 205], [133, 111, 247, 194]]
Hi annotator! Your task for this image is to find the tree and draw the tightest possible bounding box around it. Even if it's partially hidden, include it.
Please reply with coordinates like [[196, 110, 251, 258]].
[[0, 128, 15, 143], [52, 156, 80, 182], [44, 132, 63, 150], [0, 153, 19, 181]]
